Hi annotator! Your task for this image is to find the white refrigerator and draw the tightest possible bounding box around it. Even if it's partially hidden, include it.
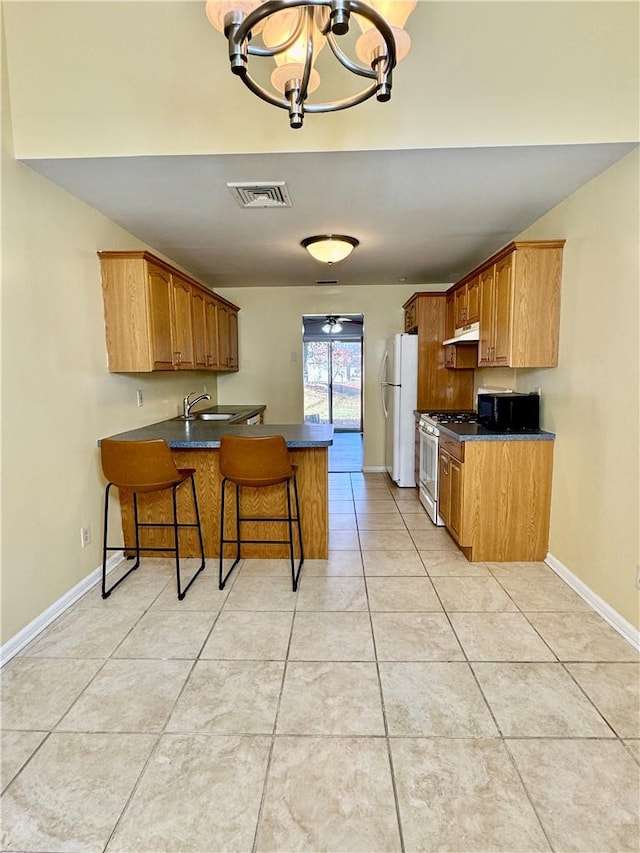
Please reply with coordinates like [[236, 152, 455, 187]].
[[380, 333, 418, 487]]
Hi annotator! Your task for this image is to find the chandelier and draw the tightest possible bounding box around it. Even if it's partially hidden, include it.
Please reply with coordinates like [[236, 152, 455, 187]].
[[205, 0, 417, 128]]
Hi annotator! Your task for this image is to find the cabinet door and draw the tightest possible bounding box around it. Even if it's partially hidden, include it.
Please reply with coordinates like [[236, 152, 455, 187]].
[[478, 266, 495, 366], [445, 291, 455, 340], [493, 255, 513, 365], [147, 264, 174, 370], [217, 302, 230, 369], [454, 284, 468, 327], [191, 288, 208, 369], [404, 300, 417, 332], [466, 275, 480, 323], [449, 457, 463, 540], [438, 450, 451, 525], [170, 275, 195, 369], [228, 310, 239, 370], [204, 295, 220, 369]]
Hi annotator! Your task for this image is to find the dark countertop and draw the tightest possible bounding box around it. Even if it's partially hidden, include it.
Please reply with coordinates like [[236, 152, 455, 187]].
[[100, 418, 334, 449], [437, 422, 555, 441]]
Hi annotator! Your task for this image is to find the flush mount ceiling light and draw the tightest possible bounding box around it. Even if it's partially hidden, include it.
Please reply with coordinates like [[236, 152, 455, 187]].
[[301, 234, 359, 264], [205, 0, 417, 129]]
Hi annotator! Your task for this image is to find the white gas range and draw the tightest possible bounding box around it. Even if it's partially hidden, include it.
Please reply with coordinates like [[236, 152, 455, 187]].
[[417, 411, 477, 525], [417, 388, 510, 525]]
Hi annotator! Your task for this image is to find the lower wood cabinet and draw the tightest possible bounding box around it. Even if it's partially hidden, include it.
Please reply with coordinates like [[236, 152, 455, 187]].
[[438, 433, 554, 562], [99, 251, 239, 373]]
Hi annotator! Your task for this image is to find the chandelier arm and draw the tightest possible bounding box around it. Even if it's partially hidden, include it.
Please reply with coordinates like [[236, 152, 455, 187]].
[[297, 7, 315, 103], [238, 71, 292, 111], [303, 81, 379, 113], [236, 0, 397, 73], [325, 31, 376, 80], [237, 0, 322, 46], [247, 7, 305, 58]]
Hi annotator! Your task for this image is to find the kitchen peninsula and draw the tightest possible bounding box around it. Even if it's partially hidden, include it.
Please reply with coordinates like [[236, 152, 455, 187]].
[[99, 408, 333, 559]]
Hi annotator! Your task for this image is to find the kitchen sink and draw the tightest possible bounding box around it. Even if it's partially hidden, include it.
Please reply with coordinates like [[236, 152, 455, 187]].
[[194, 412, 235, 421]]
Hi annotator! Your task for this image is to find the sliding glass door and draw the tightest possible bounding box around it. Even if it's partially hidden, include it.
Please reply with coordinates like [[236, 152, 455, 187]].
[[303, 339, 362, 431]]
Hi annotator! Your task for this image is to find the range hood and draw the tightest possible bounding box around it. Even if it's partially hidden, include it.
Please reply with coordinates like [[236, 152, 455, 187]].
[[442, 322, 480, 346]]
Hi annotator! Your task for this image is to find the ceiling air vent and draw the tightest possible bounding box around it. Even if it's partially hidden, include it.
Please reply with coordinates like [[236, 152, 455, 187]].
[[227, 181, 292, 208], [316, 279, 339, 286]]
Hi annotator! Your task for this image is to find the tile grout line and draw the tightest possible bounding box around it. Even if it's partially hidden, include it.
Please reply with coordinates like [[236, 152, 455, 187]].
[[356, 473, 407, 853]]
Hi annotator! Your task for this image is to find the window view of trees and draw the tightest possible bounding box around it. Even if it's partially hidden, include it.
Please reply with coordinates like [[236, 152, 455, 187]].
[[303, 340, 362, 430]]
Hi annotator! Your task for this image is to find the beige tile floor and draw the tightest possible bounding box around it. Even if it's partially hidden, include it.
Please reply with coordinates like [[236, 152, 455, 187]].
[[2, 471, 639, 852]]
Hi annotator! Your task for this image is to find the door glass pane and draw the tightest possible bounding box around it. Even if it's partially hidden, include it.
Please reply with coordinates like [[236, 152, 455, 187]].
[[303, 341, 330, 424], [331, 341, 362, 430]]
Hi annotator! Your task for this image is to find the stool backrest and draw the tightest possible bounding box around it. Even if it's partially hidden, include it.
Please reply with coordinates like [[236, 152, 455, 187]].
[[101, 438, 183, 491], [219, 434, 293, 486]]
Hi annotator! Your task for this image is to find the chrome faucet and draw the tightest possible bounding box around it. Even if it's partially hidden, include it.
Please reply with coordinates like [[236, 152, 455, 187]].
[[182, 391, 211, 419]]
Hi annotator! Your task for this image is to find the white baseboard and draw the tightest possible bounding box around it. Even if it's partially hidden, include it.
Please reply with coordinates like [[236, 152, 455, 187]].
[[0, 552, 125, 667], [545, 552, 640, 651]]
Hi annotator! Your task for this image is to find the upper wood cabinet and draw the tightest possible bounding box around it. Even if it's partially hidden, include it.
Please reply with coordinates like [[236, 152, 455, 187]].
[[99, 251, 239, 373], [217, 302, 239, 371], [170, 273, 195, 369], [402, 293, 474, 411], [445, 290, 455, 340], [456, 240, 564, 369], [404, 299, 418, 333], [453, 275, 480, 328]]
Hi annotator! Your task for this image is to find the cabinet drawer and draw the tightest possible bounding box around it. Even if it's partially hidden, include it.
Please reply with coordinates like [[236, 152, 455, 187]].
[[439, 433, 464, 462]]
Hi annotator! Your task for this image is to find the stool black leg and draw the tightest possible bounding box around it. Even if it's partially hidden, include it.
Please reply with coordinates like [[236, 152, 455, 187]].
[[219, 477, 227, 590], [292, 474, 304, 591], [101, 483, 112, 598], [219, 478, 243, 590], [172, 484, 184, 600], [176, 475, 206, 600], [191, 475, 206, 571], [101, 484, 141, 599], [286, 479, 296, 590]]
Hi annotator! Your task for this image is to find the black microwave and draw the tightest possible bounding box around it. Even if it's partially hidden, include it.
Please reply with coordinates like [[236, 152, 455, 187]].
[[477, 392, 540, 432]]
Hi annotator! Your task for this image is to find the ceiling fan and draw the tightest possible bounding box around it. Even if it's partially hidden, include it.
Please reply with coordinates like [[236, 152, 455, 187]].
[[322, 315, 355, 333]]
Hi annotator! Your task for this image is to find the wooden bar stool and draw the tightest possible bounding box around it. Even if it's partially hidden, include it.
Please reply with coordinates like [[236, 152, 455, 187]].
[[218, 434, 304, 591], [100, 438, 206, 600]]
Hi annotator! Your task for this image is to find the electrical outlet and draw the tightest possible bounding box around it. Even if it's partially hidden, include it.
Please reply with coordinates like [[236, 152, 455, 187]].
[[80, 526, 91, 548], [203, 382, 208, 394], [136, 389, 144, 407]]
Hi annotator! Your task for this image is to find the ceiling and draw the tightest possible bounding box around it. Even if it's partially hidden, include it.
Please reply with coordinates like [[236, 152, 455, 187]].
[[25, 142, 634, 289], [8, 1, 637, 290]]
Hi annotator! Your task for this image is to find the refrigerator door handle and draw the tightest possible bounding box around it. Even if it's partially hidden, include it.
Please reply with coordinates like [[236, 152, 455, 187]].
[[380, 348, 389, 418]]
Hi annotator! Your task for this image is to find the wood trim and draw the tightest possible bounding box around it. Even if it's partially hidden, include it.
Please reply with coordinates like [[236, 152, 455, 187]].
[[446, 240, 566, 292], [98, 250, 240, 311], [402, 292, 447, 309]]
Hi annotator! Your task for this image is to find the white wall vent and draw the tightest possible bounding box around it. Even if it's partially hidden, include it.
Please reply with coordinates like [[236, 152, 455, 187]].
[[227, 181, 292, 208]]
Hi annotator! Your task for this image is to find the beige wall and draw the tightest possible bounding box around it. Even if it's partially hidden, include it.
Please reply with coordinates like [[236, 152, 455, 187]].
[[214, 284, 421, 469], [4, 1, 638, 158], [1, 24, 218, 644], [476, 149, 640, 628]]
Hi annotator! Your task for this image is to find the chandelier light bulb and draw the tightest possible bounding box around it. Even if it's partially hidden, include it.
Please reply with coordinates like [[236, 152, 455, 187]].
[[264, 7, 324, 96]]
